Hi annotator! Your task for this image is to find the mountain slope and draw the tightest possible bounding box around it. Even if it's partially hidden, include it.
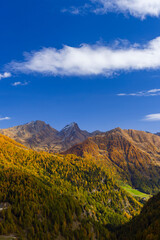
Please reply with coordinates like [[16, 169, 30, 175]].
[[57, 122, 91, 151], [0, 120, 59, 151], [63, 128, 160, 194], [0, 121, 93, 153], [0, 133, 142, 239], [117, 192, 160, 240]]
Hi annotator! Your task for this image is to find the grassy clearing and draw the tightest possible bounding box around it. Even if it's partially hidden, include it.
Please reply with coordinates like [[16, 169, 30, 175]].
[[120, 183, 151, 200]]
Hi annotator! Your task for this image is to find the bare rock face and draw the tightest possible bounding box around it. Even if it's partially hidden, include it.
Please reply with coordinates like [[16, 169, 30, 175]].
[[0, 121, 94, 152]]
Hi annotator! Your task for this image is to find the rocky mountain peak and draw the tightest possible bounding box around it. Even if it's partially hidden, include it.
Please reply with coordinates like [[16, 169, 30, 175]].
[[60, 122, 80, 135], [25, 120, 55, 132], [112, 127, 123, 133], [0, 120, 93, 152]]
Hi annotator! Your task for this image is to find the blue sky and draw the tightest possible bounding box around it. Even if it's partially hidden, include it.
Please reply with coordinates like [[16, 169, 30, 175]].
[[1, 0, 160, 132]]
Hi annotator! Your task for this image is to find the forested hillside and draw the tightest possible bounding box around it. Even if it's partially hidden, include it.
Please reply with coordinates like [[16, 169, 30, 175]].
[[0, 134, 142, 240], [3, 121, 160, 194], [117, 192, 160, 240], [63, 128, 160, 194]]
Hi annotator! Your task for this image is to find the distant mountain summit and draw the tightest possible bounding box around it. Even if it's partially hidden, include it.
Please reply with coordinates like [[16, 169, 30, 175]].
[[0, 120, 58, 151], [59, 122, 87, 138], [58, 122, 91, 146], [0, 120, 94, 152]]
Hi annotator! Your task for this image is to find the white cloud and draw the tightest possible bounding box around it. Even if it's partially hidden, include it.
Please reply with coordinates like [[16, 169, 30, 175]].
[[12, 81, 29, 86], [0, 117, 11, 121], [67, 0, 160, 19], [117, 93, 126, 96], [118, 89, 160, 97], [0, 72, 11, 80], [144, 114, 160, 121], [9, 37, 160, 77], [93, 0, 160, 18], [62, 4, 91, 15], [62, 7, 81, 15]]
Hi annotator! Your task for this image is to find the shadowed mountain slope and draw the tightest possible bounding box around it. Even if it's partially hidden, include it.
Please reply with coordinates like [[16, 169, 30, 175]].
[[117, 192, 160, 240]]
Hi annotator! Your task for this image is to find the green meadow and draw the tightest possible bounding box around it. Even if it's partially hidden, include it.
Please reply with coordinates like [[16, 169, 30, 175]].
[[121, 183, 151, 200]]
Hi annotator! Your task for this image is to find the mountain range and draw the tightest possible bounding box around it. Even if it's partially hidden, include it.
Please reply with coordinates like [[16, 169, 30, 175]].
[[1, 121, 160, 194], [0, 120, 101, 152], [0, 121, 160, 239]]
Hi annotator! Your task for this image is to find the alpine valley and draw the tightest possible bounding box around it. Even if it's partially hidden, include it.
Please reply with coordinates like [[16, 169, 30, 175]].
[[0, 121, 160, 239]]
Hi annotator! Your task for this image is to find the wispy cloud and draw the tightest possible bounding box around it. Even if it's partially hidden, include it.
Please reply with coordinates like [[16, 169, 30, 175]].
[[118, 89, 160, 97], [0, 72, 11, 80], [8, 37, 160, 77], [62, 4, 90, 15], [65, 0, 160, 19], [143, 114, 160, 121], [0, 117, 11, 121], [12, 81, 29, 86]]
